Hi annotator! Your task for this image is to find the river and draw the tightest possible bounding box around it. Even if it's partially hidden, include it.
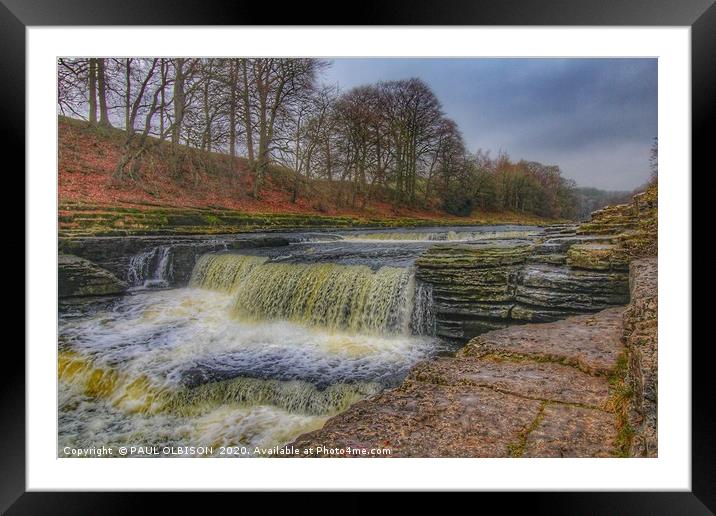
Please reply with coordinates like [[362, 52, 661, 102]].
[[58, 225, 543, 457]]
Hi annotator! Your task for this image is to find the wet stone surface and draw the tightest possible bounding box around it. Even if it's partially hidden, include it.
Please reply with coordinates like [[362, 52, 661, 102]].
[[523, 403, 618, 458], [460, 308, 625, 376], [409, 356, 611, 408], [289, 305, 626, 458], [290, 382, 543, 457]]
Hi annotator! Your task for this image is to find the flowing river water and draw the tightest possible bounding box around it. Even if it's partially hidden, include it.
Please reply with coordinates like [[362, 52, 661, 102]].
[[58, 225, 542, 457]]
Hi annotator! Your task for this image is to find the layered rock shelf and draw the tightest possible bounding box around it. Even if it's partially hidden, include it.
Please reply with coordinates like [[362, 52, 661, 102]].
[[289, 257, 657, 457], [415, 232, 630, 340], [58, 254, 128, 297], [414, 182, 656, 342], [290, 187, 658, 458]]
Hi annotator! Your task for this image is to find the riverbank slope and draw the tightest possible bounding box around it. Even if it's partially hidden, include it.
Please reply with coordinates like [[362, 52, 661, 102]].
[[58, 117, 560, 236]]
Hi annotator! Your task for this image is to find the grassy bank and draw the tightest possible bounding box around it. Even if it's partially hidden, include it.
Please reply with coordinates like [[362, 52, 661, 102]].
[[59, 201, 559, 237]]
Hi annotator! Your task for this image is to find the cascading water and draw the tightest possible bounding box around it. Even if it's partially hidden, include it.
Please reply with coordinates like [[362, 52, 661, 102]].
[[189, 254, 268, 293], [59, 225, 540, 457], [190, 253, 434, 335], [59, 251, 442, 457], [127, 246, 174, 288], [411, 281, 436, 336], [233, 263, 414, 334]]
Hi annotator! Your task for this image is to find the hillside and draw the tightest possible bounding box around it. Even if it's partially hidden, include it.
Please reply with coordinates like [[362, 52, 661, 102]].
[[57, 117, 560, 236]]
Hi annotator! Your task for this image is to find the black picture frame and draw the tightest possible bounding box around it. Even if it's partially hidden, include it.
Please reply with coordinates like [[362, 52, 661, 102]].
[[8, 0, 709, 512]]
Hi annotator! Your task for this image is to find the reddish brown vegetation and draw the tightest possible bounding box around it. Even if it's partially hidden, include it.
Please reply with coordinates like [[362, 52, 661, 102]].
[[58, 117, 553, 226]]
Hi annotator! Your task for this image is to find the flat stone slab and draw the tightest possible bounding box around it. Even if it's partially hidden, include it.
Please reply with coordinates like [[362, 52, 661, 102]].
[[289, 306, 629, 458], [523, 404, 618, 457], [290, 382, 542, 457], [461, 307, 625, 376], [409, 356, 611, 408]]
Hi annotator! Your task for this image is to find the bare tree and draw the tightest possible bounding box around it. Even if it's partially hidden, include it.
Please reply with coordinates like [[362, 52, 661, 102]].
[[238, 58, 326, 198], [96, 58, 112, 127], [379, 78, 443, 205], [88, 58, 97, 124], [276, 85, 336, 203], [57, 58, 89, 119], [114, 59, 172, 179]]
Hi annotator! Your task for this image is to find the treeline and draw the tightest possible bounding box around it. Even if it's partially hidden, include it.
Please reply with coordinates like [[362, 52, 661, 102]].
[[58, 57, 580, 219], [575, 187, 633, 220]]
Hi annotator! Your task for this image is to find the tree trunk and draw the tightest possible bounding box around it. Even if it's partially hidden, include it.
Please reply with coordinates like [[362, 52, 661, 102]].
[[159, 60, 166, 140], [172, 58, 185, 145], [97, 58, 112, 127], [252, 68, 269, 199], [240, 59, 255, 165], [88, 59, 97, 124], [228, 60, 237, 173], [124, 59, 131, 132], [291, 112, 303, 203], [202, 71, 211, 152]]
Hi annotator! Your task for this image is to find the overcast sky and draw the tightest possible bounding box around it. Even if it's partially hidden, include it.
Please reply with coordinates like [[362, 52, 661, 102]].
[[321, 58, 657, 191]]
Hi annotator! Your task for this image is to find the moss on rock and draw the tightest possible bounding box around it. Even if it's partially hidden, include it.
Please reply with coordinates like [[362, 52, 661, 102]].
[[566, 243, 629, 271]]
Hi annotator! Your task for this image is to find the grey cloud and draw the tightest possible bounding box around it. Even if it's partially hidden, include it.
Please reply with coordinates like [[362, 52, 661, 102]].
[[322, 58, 657, 191]]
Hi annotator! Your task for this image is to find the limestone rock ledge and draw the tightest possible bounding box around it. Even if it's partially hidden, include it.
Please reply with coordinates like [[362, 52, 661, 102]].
[[58, 254, 127, 298], [415, 241, 629, 340], [287, 256, 657, 458], [624, 257, 658, 457], [413, 184, 656, 341], [288, 305, 626, 458]]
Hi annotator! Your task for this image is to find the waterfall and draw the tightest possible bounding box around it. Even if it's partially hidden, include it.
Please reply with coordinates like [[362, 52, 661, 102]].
[[59, 350, 381, 417], [127, 246, 174, 288], [61, 249, 443, 455], [411, 281, 436, 336], [188, 253, 426, 335], [233, 262, 414, 334], [189, 254, 268, 293]]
